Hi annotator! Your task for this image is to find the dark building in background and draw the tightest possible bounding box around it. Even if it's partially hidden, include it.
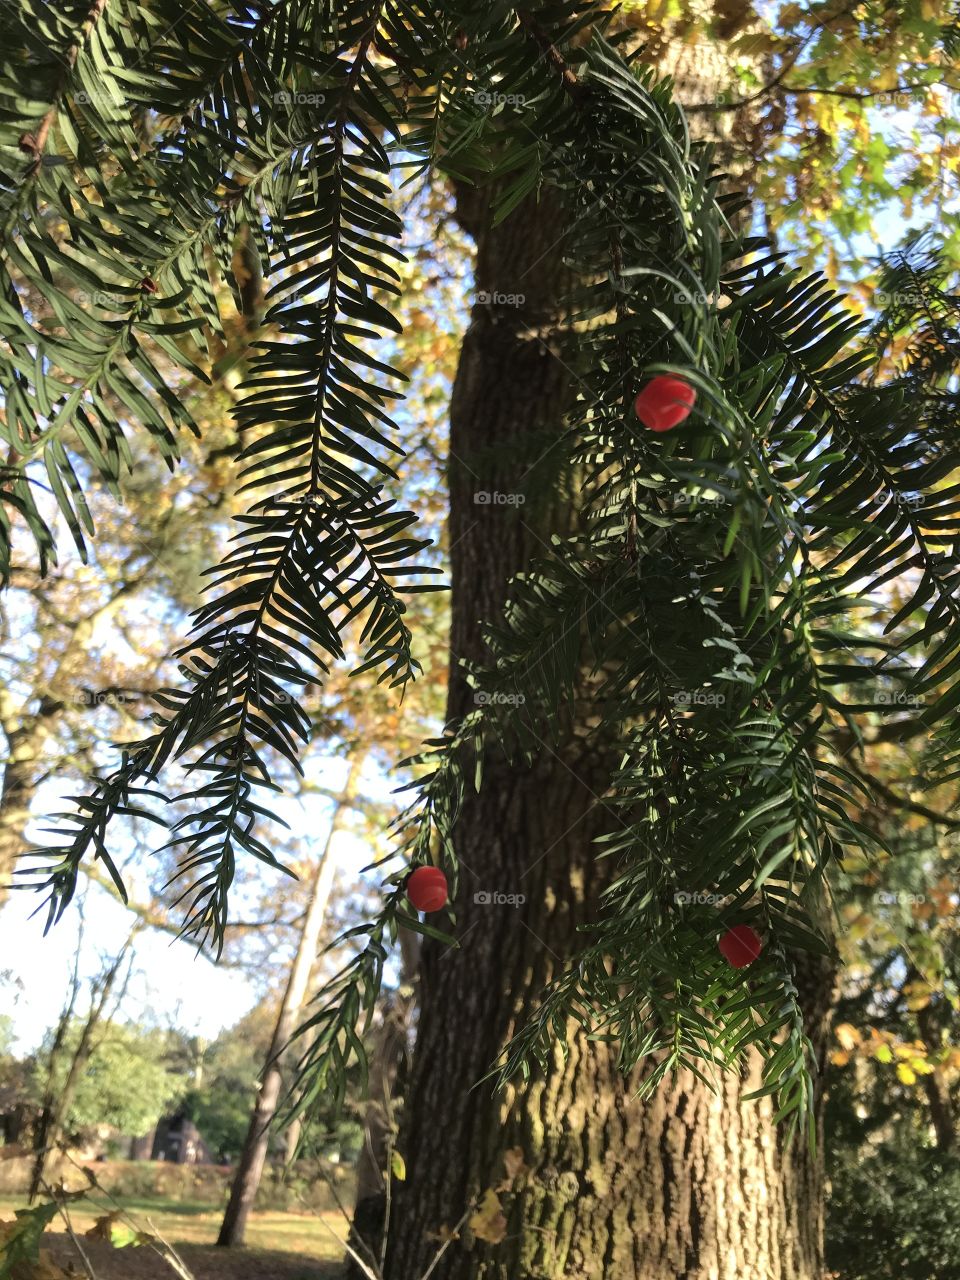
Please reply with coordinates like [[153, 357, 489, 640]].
[[150, 1111, 213, 1164]]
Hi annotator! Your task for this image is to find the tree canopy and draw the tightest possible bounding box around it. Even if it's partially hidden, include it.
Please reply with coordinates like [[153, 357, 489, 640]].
[[0, 0, 958, 1136]]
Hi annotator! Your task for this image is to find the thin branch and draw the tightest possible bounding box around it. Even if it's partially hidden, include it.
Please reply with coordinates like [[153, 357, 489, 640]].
[[43, 1180, 98, 1280]]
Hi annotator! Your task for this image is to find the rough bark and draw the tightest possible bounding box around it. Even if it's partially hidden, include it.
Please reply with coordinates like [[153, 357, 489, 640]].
[[217, 756, 362, 1247], [382, 22, 832, 1276]]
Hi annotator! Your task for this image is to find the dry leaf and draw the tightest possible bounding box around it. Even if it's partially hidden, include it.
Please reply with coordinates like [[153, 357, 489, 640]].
[[499, 1147, 530, 1189], [425, 1224, 460, 1244], [468, 1190, 508, 1245], [85, 1213, 122, 1243]]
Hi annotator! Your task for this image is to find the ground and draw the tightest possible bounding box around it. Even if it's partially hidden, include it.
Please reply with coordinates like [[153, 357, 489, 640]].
[[0, 1195, 345, 1280], [42, 1235, 341, 1280]]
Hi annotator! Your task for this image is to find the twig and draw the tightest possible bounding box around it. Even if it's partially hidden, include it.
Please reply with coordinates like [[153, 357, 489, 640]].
[[298, 1175, 382, 1276], [142, 1216, 197, 1280], [61, 1152, 198, 1280], [514, 9, 590, 104], [418, 1203, 476, 1280], [296, 1197, 380, 1280], [42, 1180, 97, 1280]]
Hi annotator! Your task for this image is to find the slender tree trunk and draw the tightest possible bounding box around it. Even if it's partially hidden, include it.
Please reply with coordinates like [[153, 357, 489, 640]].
[[347, 928, 420, 1277], [383, 33, 833, 1274], [0, 695, 61, 909], [28, 937, 133, 1200], [217, 754, 363, 1247], [917, 998, 955, 1151]]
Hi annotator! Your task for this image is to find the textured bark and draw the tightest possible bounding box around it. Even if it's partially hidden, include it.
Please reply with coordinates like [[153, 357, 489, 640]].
[[382, 23, 832, 1276], [217, 756, 361, 1247]]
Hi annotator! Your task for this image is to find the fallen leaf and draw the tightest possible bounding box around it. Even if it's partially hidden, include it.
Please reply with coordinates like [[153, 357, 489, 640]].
[[469, 1190, 508, 1245], [85, 1213, 140, 1249]]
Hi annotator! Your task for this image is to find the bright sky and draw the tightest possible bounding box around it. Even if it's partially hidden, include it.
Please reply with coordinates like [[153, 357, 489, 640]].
[[0, 887, 256, 1050], [0, 752, 387, 1053]]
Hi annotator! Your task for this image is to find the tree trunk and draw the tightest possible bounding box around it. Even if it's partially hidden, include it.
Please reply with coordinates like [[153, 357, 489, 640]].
[[347, 927, 420, 1277], [217, 754, 362, 1247], [28, 936, 133, 1200], [0, 694, 61, 910], [0, 592, 134, 909], [383, 28, 832, 1274]]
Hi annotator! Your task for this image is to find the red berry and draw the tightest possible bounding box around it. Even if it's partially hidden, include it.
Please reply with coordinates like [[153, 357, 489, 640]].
[[140, 277, 158, 293], [718, 924, 762, 969], [634, 375, 696, 433], [407, 865, 448, 913]]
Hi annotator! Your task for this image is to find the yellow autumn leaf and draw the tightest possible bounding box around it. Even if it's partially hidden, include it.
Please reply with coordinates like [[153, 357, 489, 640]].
[[469, 1190, 508, 1245], [894, 1041, 926, 1059], [874, 1043, 894, 1063], [835, 1023, 861, 1051], [897, 1063, 917, 1085], [391, 1151, 406, 1182]]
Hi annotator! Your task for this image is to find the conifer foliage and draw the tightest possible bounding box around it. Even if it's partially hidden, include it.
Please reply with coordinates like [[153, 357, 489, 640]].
[[2, 1, 958, 1123]]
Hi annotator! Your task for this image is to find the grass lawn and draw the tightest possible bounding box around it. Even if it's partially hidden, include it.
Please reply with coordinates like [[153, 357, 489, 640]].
[[0, 1194, 346, 1279]]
